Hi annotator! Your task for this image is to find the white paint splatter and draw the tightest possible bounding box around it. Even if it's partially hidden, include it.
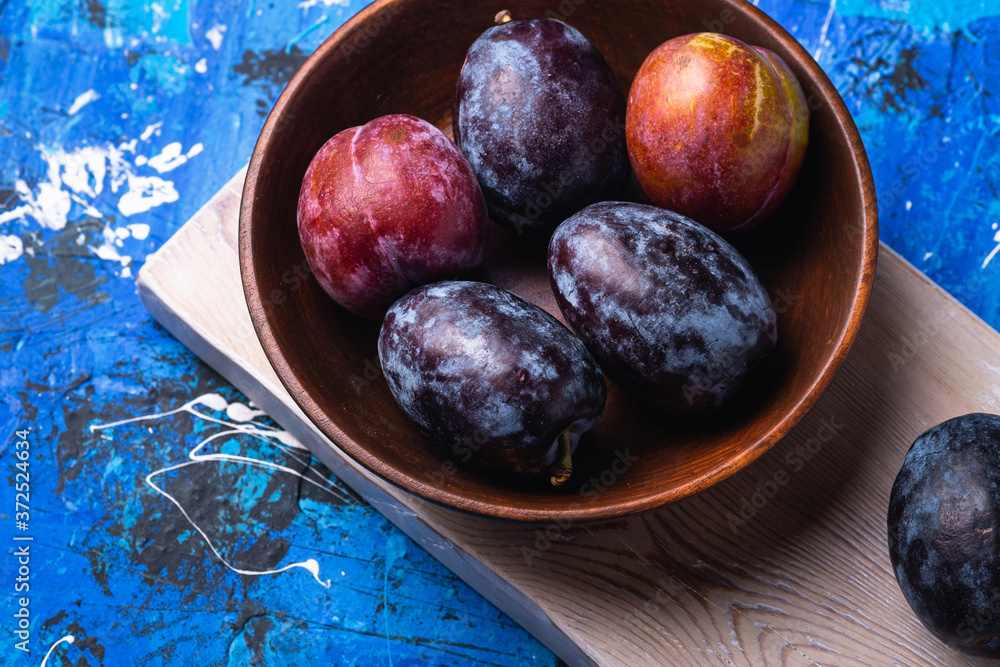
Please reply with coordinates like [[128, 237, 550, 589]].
[[923, 251, 933, 261], [0, 235, 23, 265], [147, 142, 185, 172], [0, 171, 71, 230], [149, 2, 167, 34], [40, 635, 75, 667], [104, 27, 123, 49], [90, 225, 132, 265], [117, 175, 179, 216], [90, 394, 343, 588], [1, 137, 190, 231], [905, 200, 912, 211], [226, 402, 266, 422], [127, 223, 150, 240], [195, 58, 208, 73], [814, 0, 837, 63], [146, 142, 203, 173], [206, 24, 226, 50], [67, 89, 100, 115], [983, 228, 1000, 269], [53, 146, 110, 199], [298, 0, 350, 7], [140, 122, 162, 141]]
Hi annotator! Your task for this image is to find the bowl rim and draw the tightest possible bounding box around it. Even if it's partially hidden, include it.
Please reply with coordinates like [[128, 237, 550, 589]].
[[239, 0, 879, 522]]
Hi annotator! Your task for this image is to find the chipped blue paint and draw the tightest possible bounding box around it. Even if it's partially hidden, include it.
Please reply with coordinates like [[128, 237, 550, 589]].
[[835, 0, 997, 32], [0, 0, 561, 662], [0, 0, 999, 664]]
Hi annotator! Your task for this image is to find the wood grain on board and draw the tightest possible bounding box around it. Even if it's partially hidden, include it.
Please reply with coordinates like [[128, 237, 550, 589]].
[[137, 170, 1000, 666]]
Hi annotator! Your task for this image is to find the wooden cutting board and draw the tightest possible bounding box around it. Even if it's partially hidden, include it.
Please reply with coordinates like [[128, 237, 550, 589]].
[[137, 169, 1000, 667]]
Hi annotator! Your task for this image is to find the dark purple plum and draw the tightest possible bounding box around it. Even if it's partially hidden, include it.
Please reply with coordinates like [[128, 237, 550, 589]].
[[888, 413, 1000, 654], [378, 281, 606, 484], [454, 16, 628, 231], [547, 202, 776, 415]]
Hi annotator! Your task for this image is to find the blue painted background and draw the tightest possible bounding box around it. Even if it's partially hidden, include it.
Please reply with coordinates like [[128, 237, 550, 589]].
[[0, 0, 998, 664]]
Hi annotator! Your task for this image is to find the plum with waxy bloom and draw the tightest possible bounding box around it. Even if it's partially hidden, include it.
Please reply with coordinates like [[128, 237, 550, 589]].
[[888, 413, 1000, 655], [378, 281, 607, 484], [548, 202, 776, 414], [454, 16, 629, 230]]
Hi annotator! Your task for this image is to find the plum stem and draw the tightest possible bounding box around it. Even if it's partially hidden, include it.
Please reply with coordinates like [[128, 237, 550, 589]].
[[495, 10, 512, 24], [550, 430, 574, 487]]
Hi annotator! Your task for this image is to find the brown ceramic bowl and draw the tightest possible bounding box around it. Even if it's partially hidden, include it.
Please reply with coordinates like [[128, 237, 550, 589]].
[[240, 0, 878, 522]]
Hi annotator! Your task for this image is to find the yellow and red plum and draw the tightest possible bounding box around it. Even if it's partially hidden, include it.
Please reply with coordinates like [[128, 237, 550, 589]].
[[547, 202, 776, 414], [454, 17, 629, 230], [297, 114, 489, 319], [378, 281, 606, 483], [626, 33, 809, 232], [888, 413, 1000, 654]]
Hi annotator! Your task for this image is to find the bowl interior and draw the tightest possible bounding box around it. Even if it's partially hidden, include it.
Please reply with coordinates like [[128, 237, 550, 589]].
[[240, 0, 877, 521]]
